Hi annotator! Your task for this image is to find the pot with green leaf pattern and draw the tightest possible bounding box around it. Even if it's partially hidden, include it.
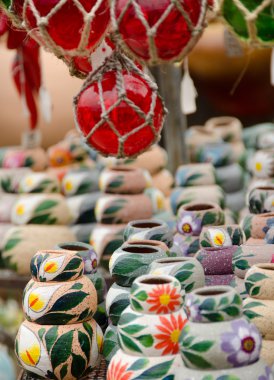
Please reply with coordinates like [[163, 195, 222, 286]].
[[173, 234, 200, 256], [200, 225, 246, 248], [149, 257, 205, 293], [106, 283, 131, 326], [241, 213, 274, 240], [61, 169, 100, 196], [93, 301, 108, 332], [244, 264, 274, 300], [103, 324, 119, 363], [87, 269, 107, 305], [19, 172, 60, 193], [248, 186, 274, 214], [175, 163, 216, 187]]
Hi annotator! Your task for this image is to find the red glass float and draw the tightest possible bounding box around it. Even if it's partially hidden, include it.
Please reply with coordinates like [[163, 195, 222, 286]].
[[111, 0, 207, 65], [74, 52, 166, 158], [23, 0, 110, 57]]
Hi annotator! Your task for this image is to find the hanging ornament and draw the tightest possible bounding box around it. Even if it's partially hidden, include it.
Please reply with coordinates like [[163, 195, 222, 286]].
[[73, 52, 166, 158], [111, 0, 207, 65], [22, 0, 110, 58], [220, 0, 274, 48]]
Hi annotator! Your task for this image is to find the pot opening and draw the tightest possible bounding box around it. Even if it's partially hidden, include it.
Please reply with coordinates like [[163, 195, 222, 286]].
[[194, 127, 212, 135], [123, 246, 158, 254], [128, 241, 161, 247], [261, 213, 274, 218], [140, 278, 171, 285], [185, 204, 214, 211], [133, 222, 161, 228], [156, 258, 187, 264], [196, 288, 227, 296], [60, 244, 88, 251], [256, 186, 274, 191], [110, 167, 134, 172]]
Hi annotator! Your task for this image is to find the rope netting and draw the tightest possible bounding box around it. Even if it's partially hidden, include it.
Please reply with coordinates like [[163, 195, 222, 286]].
[[22, 0, 109, 57], [220, 0, 274, 48], [111, 0, 208, 65], [73, 51, 167, 158]]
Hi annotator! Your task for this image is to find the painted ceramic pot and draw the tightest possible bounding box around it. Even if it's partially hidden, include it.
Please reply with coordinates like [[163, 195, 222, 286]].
[[205, 116, 242, 143], [175, 163, 216, 187], [95, 194, 153, 224], [23, 276, 97, 324], [170, 185, 225, 214], [11, 194, 73, 225], [194, 143, 233, 167], [265, 226, 274, 244], [186, 127, 222, 161], [0, 167, 31, 193], [258, 131, 274, 150], [144, 188, 166, 215], [109, 243, 168, 287], [152, 169, 174, 196], [215, 163, 245, 193], [124, 219, 173, 248], [185, 286, 242, 323], [241, 213, 274, 240], [248, 186, 274, 214], [177, 202, 225, 237], [107, 349, 184, 380], [232, 244, 274, 279], [178, 360, 271, 380], [195, 246, 237, 275], [124, 239, 169, 255], [103, 324, 119, 363], [30, 249, 84, 282], [232, 276, 248, 301], [56, 242, 98, 275], [2, 225, 76, 275], [205, 274, 236, 287], [66, 192, 101, 224], [0, 147, 47, 171], [87, 270, 107, 305], [106, 283, 130, 326], [93, 301, 108, 332], [173, 234, 200, 257], [0, 194, 18, 223], [200, 225, 246, 248], [149, 257, 205, 293], [244, 264, 274, 300], [99, 166, 151, 194], [61, 169, 100, 196], [15, 319, 103, 380], [243, 298, 274, 340], [19, 172, 60, 193], [251, 150, 274, 179]]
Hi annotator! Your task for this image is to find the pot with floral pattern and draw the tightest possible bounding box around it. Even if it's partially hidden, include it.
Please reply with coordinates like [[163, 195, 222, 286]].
[[251, 150, 274, 179], [199, 225, 246, 248], [241, 213, 274, 240], [149, 257, 205, 293], [248, 186, 274, 214]]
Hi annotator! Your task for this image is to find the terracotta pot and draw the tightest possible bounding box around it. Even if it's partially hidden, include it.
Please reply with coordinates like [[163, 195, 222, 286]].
[[103, 324, 119, 363], [199, 224, 246, 248], [175, 163, 216, 187], [0, 194, 18, 223], [0, 147, 48, 171], [173, 233, 200, 257], [105, 283, 130, 326], [0, 168, 31, 193], [195, 246, 237, 275], [61, 169, 100, 196], [66, 192, 100, 224], [215, 163, 245, 193], [248, 186, 274, 214], [241, 213, 274, 239], [15, 319, 102, 379], [144, 188, 166, 215], [205, 116, 242, 143], [244, 264, 274, 300], [149, 256, 205, 293], [30, 249, 84, 282], [152, 169, 174, 196], [251, 150, 274, 179], [177, 201, 225, 237], [205, 274, 236, 287], [99, 166, 150, 194], [47, 159, 95, 182], [124, 219, 173, 248], [192, 142, 234, 167], [19, 172, 60, 194]]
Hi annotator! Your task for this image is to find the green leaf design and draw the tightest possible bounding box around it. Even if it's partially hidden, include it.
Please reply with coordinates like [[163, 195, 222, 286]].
[[45, 326, 58, 354], [205, 313, 224, 322], [200, 298, 215, 311], [200, 240, 212, 248], [243, 309, 262, 320], [219, 297, 229, 306], [36, 313, 75, 325], [121, 325, 145, 335], [202, 212, 217, 225], [83, 322, 93, 340], [251, 286, 261, 296], [174, 270, 192, 283], [51, 331, 73, 369], [78, 308, 91, 322], [128, 358, 149, 371], [244, 301, 264, 309], [131, 299, 143, 312], [189, 341, 214, 352], [119, 312, 140, 325], [109, 299, 130, 325], [246, 273, 268, 283], [232, 294, 241, 305], [78, 331, 90, 362], [71, 283, 83, 290], [137, 335, 154, 348], [38, 328, 46, 340], [119, 332, 142, 353], [60, 364, 68, 379], [223, 306, 240, 317], [28, 213, 51, 224], [71, 353, 86, 378], [134, 291, 148, 302], [4, 237, 21, 251], [104, 201, 127, 215], [50, 291, 88, 312], [64, 257, 82, 271], [132, 360, 174, 380], [108, 176, 124, 189], [34, 200, 58, 213], [234, 259, 250, 270], [186, 173, 203, 185], [183, 351, 212, 369], [184, 282, 195, 293]]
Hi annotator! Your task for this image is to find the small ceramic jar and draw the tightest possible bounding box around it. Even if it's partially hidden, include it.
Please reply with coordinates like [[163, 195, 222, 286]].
[[30, 249, 84, 282], [175, 163, 216, 187], [195, 246, 237, 275], [56, 242, 98, 275], [194, 143, 233, 167], [108, 349, 184, 380], [248, 186, 274, 214], [244, 264, 274, 300], [61, 169, 100, 196], [243, 298, 274, 340], [177, 202, 224, 237], [232, 244, 274, 279], [124, 219, 173, 248], [173, 234, 200, 257], [15, 319, 102, 380], [103, 324, 119, 363], [242, 213, 274, 239], [106, 283, 130, 326], [186, 127, 222, 160], [23, 276, 97, 324], [124, 239, 169, 255], [215, 163, 245, 193], [109, 243, 168, 287], [149, 256, 205, 293], [205, 116, 242, 143], [199, 225, 246, 248], [19, 172, 60, 193], [99, 166, 150, 194], [251, 150, 274, 179], [66, 192, 100, 224]]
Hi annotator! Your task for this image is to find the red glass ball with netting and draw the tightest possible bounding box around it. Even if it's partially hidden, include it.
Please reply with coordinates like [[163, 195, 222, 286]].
[[75, 70, 165, 158], [23, 0, 110, 56], [112, 0, 205, 64]]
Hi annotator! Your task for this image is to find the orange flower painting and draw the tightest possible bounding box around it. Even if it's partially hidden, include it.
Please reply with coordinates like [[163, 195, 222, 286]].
[[147, 284, 181, 314], [155, 314, 187, 355], [107, 359, 133, 380]]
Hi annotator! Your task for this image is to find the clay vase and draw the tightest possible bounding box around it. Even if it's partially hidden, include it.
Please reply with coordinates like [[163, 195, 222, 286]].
[[180, 286, 268, 379], [108, 274, 186, 379], [244, 263, 274, 366]]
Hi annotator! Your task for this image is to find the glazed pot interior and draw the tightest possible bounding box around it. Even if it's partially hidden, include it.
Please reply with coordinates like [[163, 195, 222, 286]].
[[132, 222, 161, 228], [155, 258, 188, 264], [185, 204, 213, 211], [60, 244, 88, 251], [110, 167, 134, 172], [196, 288, 227, 296], [123, 246, 158, 254], [128, 241, 160, 247], [140, 277, 172, 285], [256, 186, 274, 191]]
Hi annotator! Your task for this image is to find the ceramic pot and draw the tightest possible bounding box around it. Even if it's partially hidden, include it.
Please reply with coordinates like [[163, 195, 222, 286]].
[[0, 194, 18, 223], [95, 194, 153, 224], [177, 202, 224, 237], [185, 286, 242, 323], [241, 213, 274, 239], [107, 349, 184, 380], [124, 239, 169, 255], [243, 298, 274, 340], [103, 324, 119, 363], [124, 219, 173, 248], [0, 147, 47, 171], [248, 186, 274, 214], [251, 150, 274, 179], [19, 172, 60, 194], [15, 319, 102, 380], [175, 163, 216, 187], [2, 225, 76, 275], [226, 189, 246, 213], [93, 301, 108, 332], [70, 223, 96, 243], [205, 116, 242, 143], [48, 136, 89, 167], [66, 192, 100, 224], [109, 243, 168, 287], [265, 226, 274, 244], [30, 249, 84, 282], [11, 194, 72, 225], [173, 234, 200, 256], [215, 163, 245, 193], [106, 283, 130, 326], [87, 270, 107, 305], [195, 246, 237, 275], [261, 340, 274, 366], [232, 244, 274, 279], [144, 188, 166, 215], [0, 167, 31, 193], [243, 124, 274, 150], [170, 185, 225, 214], [199, 225, 246, 248], [152, 169, 174, 196], [99, 166, 150, 194], [194, 143, 234, 167], [61, 169, 100, 196], [149, 257, 205, 293], [56, 242, 98, 275], [205, 274, 236, 287], [244, 264, 274, 300], [186, 127, 222, 161]]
